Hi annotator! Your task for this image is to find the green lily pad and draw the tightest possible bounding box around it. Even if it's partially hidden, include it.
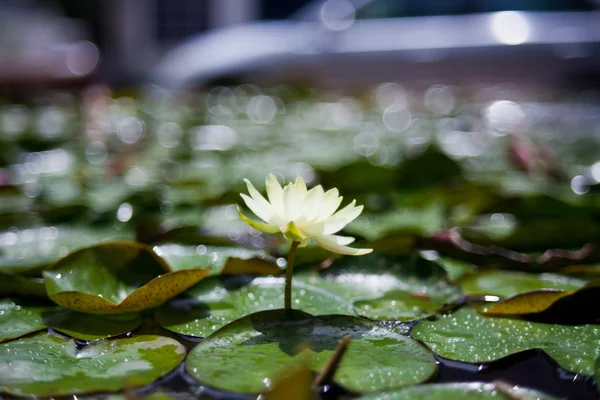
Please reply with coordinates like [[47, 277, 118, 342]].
[[345, 203, 444, 242], [459, 270, 587, 298], [42, 309, 143, 341], [0, 299, 51, 342], [354, 291, 447, 320], [155, 276, 354, 337], [0, 273, 47, 298], [186, 309, 436, 394], [412, 307, 600, 375], [358, 382, 558, 400], [298, 253, 460, 321], [0, 299, 143, 341], [0, 333, 185, 397], [595, 356, 600, 395], [44, 241, 210, 314], [0, 225, 134, 275], [154, 244, 281, 276]]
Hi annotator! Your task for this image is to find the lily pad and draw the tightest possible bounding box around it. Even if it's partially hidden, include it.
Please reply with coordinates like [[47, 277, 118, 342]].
[[458, 270, 587, 298], [44, 241, 210, 314], [185, 309, 436, 394], [481, 279, 600, 317], [0, 299, 51, 342], [0, 333, 185, 397], [155, 276, 354, 337], [412, 307, 600, 375], [42, 309, 143, 341], [154, 244, 281, 276], [298, 253, 460, 321], [0, 273, 47, 298], [358, 382, 558, 400], [345, 203, 444, 242], [0, 225, 134, 275], [0, 299, 143, 341]]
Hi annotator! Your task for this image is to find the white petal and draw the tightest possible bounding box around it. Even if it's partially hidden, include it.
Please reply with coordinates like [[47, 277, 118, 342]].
[[294, 177, 308, 195], [265, 173, 284, 217], [318, 188, 342, 220], [321, 201, 363, 235], [283, 183, 302, 221], [314, 235, 372, 256], [302, 185, 325, 223], [240, 192, 273, 223]]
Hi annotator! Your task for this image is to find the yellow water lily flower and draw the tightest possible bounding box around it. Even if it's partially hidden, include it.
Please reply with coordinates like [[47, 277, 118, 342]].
[[238, 173, 372, 256]]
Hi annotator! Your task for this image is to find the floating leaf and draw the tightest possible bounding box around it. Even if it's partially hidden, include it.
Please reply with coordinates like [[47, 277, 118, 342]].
[[459, 270, 586, 298], [345, 203, 444, 242], [358, 382, 558, 400], [185, 309, 436, 394], [595, 356, 600, 395], [44, 241, 210, 314], [0, 333, 185, 397], [298, 253, 460, 321], [0, 273, 47, 298], [0, 299, 52, 342], [482, 279, 600, 317], [155, 276, 354, 337], [0, 225, 134, 274], [412, 307, 600, 375], [42, 309, 143, 341], [0, 299, 143, 342], [154, 244, 280, 276], [353, 291, 446, 321]]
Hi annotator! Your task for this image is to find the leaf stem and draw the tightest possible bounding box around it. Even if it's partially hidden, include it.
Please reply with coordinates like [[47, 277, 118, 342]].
[[313, 335, 351, 387], [284, 241, 300, 310]]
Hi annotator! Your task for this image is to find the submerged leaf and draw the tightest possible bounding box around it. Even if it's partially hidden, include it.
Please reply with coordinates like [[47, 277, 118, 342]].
[[185, 309, 436, 394]]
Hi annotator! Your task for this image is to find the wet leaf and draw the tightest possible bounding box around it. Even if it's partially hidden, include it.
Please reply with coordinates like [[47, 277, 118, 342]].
[[155, 276, 354, 337], [185, 309, 436, 394], [42, 309, 143, 341], [482, 279, 600, 317], [353, 291, 446, 321], [44, 241, 210, 314], [154, 244, 281, 276], [595, 356, 600, 395], [412, 307, 600, 375], [0, 226, 134, 275], [459, 270, 586, 298], [0, 273, 47, 298], [0, 299, 52, 342], [298, 253, 460, 321], [345, 203, 444, 242], [0, 333, 185, 397], [358, 382, 558, 400]]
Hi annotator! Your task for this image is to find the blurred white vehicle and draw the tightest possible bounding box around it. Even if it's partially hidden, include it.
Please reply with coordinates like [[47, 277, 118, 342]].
[[155, 0, 600, 89]]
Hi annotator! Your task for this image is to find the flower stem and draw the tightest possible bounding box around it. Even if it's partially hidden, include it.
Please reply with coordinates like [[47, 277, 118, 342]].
[[285, 241, 300, 310]]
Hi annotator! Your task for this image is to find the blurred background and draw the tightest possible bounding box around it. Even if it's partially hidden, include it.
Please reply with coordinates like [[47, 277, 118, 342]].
[[1, 0, 600, 261]]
